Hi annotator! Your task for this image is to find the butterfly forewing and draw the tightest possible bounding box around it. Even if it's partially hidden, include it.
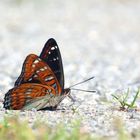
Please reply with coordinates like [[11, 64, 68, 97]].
[[40, 38, 64, 91], [14, 54, 62, 94], [15, 54, 38, 86]]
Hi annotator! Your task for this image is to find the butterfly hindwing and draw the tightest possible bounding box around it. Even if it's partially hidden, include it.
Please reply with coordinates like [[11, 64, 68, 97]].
[[22, 93, 66, 110], [40, 38, 64, 91], [4, 83, 57, 110]]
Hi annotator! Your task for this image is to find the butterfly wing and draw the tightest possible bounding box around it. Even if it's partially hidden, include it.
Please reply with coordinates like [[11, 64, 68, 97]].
[[3, 83, 58, 110], [14, 54, 62, 94], [22, 93, 66, 110], [4, 39, 67, 110], [39, 38, 64, 91], [14, 54, 38, 86]]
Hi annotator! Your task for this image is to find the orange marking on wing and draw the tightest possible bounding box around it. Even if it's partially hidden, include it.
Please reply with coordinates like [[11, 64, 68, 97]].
[[23, 54, 39, 80], [45, 79, 55, 85], [4, 83, 57, 110], [15, 54, 62, 95]]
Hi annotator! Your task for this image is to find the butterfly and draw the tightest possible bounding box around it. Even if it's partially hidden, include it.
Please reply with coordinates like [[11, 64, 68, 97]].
[[3, 38, 74, 110]]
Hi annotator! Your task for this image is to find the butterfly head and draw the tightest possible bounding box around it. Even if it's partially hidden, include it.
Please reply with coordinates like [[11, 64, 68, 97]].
[[62, 88, 76, 102], [63, 88, 70, 95]]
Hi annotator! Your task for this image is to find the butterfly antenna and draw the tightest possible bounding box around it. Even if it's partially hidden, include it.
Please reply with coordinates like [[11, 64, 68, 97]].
[[69, 76, 94, 88], [70, 88, 96, 93]]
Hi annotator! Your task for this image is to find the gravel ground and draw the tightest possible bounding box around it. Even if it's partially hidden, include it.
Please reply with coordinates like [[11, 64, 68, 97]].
[[0, 0, 140, 137]]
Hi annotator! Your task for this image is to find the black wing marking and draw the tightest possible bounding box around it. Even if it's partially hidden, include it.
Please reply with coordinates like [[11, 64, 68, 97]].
[[39, 38, 64, 90]]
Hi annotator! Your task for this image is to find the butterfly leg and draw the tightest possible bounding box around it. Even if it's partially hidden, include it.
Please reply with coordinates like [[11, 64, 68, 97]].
[[68, 94, 76, 102], [38, 106, 57, 111]]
